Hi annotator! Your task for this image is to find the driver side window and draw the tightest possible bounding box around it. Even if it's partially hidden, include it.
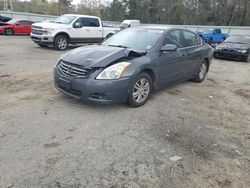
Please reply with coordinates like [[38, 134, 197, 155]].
[[163, 30, 182, 48]]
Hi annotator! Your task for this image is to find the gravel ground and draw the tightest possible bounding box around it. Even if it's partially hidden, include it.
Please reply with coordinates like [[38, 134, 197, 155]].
[[0, 36, 250, 188]]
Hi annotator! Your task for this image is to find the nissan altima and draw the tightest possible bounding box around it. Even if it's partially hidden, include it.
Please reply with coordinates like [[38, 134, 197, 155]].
[[54, 26, 213, 107]]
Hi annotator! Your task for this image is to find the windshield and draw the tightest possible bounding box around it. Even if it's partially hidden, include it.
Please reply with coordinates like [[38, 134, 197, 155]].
[[7, 20, 17, 24], [225, 36, 250, 44], [197, 28, 213, 33], [53, 15, 76, 24], [102, 28, 164, 51]]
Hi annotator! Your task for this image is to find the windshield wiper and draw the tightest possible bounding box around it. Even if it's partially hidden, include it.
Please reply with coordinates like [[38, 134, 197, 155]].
[[108, 44, 129, 48]]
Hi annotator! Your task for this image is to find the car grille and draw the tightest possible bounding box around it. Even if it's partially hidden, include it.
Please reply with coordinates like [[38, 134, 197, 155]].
[[32, 26, 43, 35], [58, 60, 93, 78]]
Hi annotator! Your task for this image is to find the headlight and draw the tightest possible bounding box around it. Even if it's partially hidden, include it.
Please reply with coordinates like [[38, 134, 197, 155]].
[[215, 46, 222, 50], [96, 62, 130, 80], [237, 49, 247, 54], [43, 28, 54, 35]]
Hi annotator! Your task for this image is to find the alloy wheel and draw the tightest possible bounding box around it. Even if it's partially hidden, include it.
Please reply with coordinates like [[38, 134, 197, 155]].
[[57, 38, 68, 50], [132, 78, 150, 104], [199, 63, 207, 80]]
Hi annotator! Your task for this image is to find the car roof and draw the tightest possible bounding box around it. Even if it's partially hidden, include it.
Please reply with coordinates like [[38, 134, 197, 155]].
[[63, 14, 99, 19], [135, 25, 177, 30], [133, 25, 195, 33]]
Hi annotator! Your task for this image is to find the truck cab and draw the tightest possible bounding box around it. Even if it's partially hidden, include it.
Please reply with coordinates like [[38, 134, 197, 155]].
[[197, 28, 228, 44], [30, 14, 120, 50]]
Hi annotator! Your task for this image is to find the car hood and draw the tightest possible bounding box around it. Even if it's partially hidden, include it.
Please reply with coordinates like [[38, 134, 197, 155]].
[[218, 43, 250, 50], [61, 45, 145, 68], [32, 22, 68, 29]]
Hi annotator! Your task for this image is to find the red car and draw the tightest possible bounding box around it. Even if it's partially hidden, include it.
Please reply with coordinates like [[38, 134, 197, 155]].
[[0, 19, 34, 35]]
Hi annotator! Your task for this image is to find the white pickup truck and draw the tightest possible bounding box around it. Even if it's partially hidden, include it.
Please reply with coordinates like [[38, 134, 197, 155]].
[[30, 14, 120, 50]]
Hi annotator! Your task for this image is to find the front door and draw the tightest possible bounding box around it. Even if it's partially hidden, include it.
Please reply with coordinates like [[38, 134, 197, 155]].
[[158, 30, 187, 86]]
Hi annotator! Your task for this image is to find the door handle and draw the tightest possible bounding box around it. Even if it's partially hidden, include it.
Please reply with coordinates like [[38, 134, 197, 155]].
[[86, 29, 90, 31]]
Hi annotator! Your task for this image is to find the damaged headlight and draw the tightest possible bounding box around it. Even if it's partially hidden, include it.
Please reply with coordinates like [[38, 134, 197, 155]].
[[96, 62, 130, 80]]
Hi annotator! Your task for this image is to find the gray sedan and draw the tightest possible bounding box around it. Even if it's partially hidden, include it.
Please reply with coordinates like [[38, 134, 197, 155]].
[[54, 26, 213, 107]]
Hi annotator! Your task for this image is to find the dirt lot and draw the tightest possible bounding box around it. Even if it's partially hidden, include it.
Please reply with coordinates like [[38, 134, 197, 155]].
[[0, 36, 250, 188]]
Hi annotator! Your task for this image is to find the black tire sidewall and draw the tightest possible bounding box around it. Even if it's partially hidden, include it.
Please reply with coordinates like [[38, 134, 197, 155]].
[[54, 35, 68, 51], [193, 61, 208, 83], [5, 28, 13, 35], [128, 73, 152, 107]]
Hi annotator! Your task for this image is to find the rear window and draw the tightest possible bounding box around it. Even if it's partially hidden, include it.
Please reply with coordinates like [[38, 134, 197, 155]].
[[183, 31, 200, 47]]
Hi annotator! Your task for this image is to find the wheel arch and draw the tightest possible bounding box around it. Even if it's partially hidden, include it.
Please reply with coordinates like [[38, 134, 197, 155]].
[[54, 32, 70, 42], [203, 57, 210, 72], [139, 68, 157, 91]]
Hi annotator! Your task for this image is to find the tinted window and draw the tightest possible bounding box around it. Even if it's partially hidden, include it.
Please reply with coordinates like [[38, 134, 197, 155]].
[[214, 29, 221, 34], [183, 31, 200, 47], [163, 30, 182, 48], [76, 18, 100, 27]]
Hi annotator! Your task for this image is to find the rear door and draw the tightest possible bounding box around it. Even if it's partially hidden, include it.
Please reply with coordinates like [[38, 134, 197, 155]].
[[19, 21, 33, 34], [72, 17, 102, 43], [181, 30, 203, 78], [82, 18, 103, 42], [158, 30, 187, 85]]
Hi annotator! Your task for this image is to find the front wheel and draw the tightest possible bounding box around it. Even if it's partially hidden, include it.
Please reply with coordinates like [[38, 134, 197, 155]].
[[128, 73, 152, 107], [53, 35, 68, 51], [5, 28, 13, 36], [192, 60, 208, 83]]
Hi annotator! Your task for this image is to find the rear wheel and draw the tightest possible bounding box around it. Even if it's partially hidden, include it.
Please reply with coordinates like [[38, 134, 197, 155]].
[[128, 73, 152, 107], [53, 35, 68, 51], [192, 60, 208, 83], [5, 28, 13, 36]]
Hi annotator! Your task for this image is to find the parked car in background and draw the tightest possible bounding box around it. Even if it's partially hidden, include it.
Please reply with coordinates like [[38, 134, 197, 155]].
[[0, 15, 11, 22], [214, 35, 250, 62], [120, 20, 140, 30], [54, 26, 213, 107], [197, 28, 228, 44], [30, 14, 120, 50], [0, 19, 34, 35]]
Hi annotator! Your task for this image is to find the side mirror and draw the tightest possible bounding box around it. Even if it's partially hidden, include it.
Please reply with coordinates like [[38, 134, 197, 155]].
[[160, 44, 178, 52], [73, 23, 81, 28], [15, 23, 20, 26]]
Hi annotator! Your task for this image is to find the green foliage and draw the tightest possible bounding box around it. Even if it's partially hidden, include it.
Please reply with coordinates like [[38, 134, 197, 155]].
[[1, 0, 249, 26]]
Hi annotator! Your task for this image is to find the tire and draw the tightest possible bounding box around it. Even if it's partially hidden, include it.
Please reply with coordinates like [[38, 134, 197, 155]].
[[128, 73, 152, 107], [38, 44, 47, 48], [53, 35, 68, 51], [192, 60, 208, 83], [5, 28, 13, 36]]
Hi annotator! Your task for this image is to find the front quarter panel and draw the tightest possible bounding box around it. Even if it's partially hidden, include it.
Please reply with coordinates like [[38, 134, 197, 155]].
[[122, 54, 157, 78]]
